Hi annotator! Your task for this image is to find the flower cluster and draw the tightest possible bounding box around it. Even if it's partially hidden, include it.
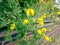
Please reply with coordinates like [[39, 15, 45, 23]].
[[24, 8, 34, 16], [44, 35, 52, 42], [37, 28, 47, 34], [38, 17, 44, 26]]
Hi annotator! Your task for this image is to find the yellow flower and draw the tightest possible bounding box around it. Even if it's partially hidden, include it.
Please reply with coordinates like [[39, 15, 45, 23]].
[[44, 35, 52, 42], [39, 21, 44, 26], [24, 9, 30, 16], [29, 9, 34, 16], [24, 8, 34, 16], [38, 17, 44, 26], [10, 23, 15, 30], [44, 35, 50, 41], [11, 23, 15, 27], [23, 19, 29, 24], [37, 29, 42, 34], [40, 0, 44, 3], [42, 13, 46, 19], [56, 11, 60, 15], [41, 28, 47, 32], [10, 26, 15, 30], [38, 17, 43, 22]]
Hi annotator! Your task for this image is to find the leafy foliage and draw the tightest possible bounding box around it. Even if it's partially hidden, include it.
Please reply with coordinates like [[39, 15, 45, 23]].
[[0, 0, 60, 45]]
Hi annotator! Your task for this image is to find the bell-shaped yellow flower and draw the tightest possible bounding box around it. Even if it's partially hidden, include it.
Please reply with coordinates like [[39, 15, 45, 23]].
[[44, 35, 50, 41], [24, 9, 30, 16], [10, 26, 15, 30], [10, 23, 15, 30], [41, 28, 47, 32], [39, 21, 44, 26], [42, 13, 46, 19], [29, 9, 34, 16], [40, 0, 44, 3], [11, 23, 15, 26], [24, 8, 34, 16], [23, 19, 29, 24], [38, 17, 43, 22], [57, 11, 60, 15], [44, 35, 52, 42], [37, 29, 42, 34]]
